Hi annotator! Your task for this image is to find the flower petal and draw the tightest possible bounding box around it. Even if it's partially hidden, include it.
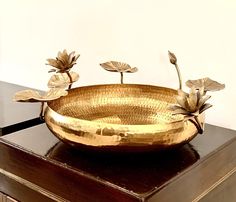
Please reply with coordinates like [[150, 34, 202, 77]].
[[199, 103, 212, 113], [68, 51, 75, 64], [187, 87, 198, 112], [46, 59, 59, 68], [198, 95, 211, 109], [172, 108, 190, 115], [47, 50, 80, 71]]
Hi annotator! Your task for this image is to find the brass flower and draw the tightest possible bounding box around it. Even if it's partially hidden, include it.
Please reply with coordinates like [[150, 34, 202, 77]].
[[100, 61, 138, 84], [48, 72, 79, 88], [186, 77, 225, 92], [170, 87, 212, 134], [171, 88, 212, 116], [46, 49, 80, 73], [13, 88, 68, 102]]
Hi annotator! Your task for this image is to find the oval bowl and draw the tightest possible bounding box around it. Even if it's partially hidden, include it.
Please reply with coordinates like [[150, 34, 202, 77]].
[[44, 84, 203, 152]]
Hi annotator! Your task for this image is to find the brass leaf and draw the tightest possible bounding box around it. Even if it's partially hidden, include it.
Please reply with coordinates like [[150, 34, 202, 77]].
[[186, 77, 225, 92], [13, 88, 68, 103], [48, 72, 79, 88], [100, 61, 138, 73]]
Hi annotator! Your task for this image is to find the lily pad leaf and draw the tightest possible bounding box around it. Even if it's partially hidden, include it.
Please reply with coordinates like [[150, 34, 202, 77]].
[[13, 88, 68, 103], [100, 61, 138, 73], [186, 77, 225, 92], [48, 72, 79, 88]]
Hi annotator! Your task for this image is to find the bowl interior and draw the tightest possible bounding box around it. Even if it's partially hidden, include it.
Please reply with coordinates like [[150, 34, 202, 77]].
[[48, 84, 181, 125]]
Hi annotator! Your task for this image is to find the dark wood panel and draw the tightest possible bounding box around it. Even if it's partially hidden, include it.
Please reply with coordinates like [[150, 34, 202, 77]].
[[199, 167, 236, 202], [148, 137, 236, 202], [0, 192, 17, 202], [0, 141, 138, 202], [0, 172, 58, 202]]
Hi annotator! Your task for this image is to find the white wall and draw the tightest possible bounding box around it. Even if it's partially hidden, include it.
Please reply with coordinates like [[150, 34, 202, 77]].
[[0, 0, 235, 130]]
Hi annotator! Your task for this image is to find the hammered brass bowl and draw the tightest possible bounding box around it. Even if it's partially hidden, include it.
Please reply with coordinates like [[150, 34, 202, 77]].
[[45, 84, 203, 151]]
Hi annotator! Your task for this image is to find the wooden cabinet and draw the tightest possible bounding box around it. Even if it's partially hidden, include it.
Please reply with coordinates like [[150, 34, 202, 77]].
[[0, 124, 236, 201], [0, 81, 43, 136], [0, 192, 17, 202]]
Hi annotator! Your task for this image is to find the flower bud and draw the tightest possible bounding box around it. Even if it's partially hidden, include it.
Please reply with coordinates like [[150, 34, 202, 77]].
[[168, 51, 177, 65]]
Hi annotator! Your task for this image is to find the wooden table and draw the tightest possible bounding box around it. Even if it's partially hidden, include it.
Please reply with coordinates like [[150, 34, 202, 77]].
[[0, 123, 236, 202], [0, 81, 43, 135]]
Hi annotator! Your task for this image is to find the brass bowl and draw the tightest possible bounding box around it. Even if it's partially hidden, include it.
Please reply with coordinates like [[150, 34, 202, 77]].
[[45, 84, 203, 151]]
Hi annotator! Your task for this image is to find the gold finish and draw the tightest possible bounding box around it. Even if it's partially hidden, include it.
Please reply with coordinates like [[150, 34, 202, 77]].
[[13, 88, 68, 102], [168, 51, 183, 90], [186, 77, 225, 92], [169, 87, 211, 134], [46, 49, 80, 89], [13, 49, 224, 151], [100, 61, 138, 84], [48, 71, 79, 88], [44, 84, 203, 151], [13, 88, 68, 119], [46, 50, 80, 73]]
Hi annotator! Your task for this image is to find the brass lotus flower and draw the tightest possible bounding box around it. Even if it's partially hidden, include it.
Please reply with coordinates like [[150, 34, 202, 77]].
[[100, 61, 138, 84], [46, 49, 80, 73], [186, 77, 225, 92], [46, 49, 80, 89], [13, 88, 68, 102], [48, 72, 79, 88], [168, 51, 182, 89], [170, 87, 212, 133]]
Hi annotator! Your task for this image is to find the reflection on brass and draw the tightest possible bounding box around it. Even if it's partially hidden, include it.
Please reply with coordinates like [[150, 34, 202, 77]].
[[186, 77, 225, 92], [100, 61, 138, 84], [46, 49, 80, 89], [168, 51, 182, 90], [169, 87, 211, 134], [44, 84, 203, 151], [48, 72, 79, 88]]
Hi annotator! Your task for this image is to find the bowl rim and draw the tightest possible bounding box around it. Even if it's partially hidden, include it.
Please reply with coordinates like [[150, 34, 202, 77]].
[[46, 83, 184, 129]]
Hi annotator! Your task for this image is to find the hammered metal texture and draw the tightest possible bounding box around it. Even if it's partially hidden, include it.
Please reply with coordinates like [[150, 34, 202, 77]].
[[45, 84, 203, 151]]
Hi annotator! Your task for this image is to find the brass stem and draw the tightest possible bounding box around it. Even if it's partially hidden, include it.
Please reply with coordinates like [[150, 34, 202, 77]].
[[189, 119, 201, 133], [120, 72, 124, 84], [40, 102, 45, 120], [174, 63, 182, 90], [194, 116, 204, 134], [66, 71, 73, 89]]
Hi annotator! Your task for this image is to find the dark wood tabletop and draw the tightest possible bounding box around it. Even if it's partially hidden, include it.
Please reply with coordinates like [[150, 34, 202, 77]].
[[0, 123, 236, 202], [0, 81, 43, 135]]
